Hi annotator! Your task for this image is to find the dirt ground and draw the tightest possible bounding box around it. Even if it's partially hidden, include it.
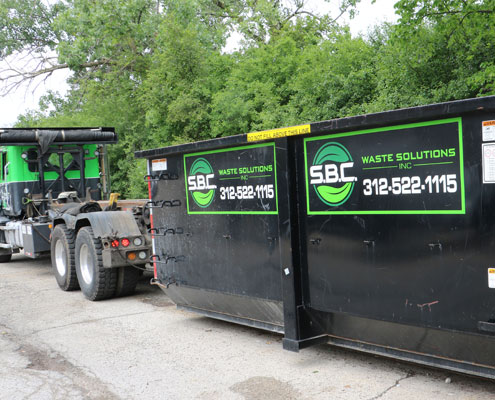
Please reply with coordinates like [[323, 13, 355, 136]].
[[1, 253, 494, 399]]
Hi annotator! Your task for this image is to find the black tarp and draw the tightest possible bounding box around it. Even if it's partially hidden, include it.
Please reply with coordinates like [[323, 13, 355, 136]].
[[0, 128, 117, 149]]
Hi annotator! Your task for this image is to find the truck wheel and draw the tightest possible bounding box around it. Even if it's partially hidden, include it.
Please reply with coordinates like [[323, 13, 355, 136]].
[[51, 224, 79, 291], [75, 227, 117, 301], [0, 254, 11, 263], [115, 266, 140, 297]]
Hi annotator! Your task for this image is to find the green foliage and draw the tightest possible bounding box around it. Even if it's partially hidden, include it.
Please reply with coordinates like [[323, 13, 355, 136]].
[[211, 35, 301, 135], [54, 0, 158, 72], [209, 20, 352, 136], [0, 0, 64, 57], [139, 9, 229, 143], [289, 33, 377, 122], [5, 0, 495, 198], [391, 0, 495, 98]]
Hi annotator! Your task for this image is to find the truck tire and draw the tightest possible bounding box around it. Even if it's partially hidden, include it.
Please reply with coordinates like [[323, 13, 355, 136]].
[[51, 224, 79, 291], [75, 226, 117, 301], [115, 266, 140, 297], [0, 254, 11, 262]]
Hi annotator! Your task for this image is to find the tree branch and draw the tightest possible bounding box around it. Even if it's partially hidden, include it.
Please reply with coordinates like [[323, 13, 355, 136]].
[[0, 58, 114, 96], [1, 59, 113, 81]]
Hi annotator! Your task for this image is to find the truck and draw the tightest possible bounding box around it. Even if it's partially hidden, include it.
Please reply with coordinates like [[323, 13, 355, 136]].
[[0, 128, 151, 300], [136, 96, 495, 379]]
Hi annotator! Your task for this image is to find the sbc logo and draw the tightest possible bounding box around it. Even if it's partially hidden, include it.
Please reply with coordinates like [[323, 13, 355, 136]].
[[187, 158, 217, 208], [309, 142, 357, 207]]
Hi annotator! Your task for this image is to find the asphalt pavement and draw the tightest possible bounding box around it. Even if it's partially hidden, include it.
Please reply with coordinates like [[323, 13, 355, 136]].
[[1, 253, 494, 399]]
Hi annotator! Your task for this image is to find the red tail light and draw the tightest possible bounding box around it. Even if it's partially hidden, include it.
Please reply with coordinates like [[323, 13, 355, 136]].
[[121, 238, 130, 247], [111, 240, 120, 248]]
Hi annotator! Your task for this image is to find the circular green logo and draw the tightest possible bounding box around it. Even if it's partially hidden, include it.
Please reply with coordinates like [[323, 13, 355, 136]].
[[311, 142, 356, 207], [189, 158, 215, 208]]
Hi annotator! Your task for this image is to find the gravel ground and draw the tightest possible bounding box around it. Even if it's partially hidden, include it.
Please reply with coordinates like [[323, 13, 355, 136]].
[[1, 253, 494, 399]]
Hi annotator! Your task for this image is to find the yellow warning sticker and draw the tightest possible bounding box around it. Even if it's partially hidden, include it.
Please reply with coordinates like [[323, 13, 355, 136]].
[[247, 124, 311, 142], [489, 268, 495, 289]]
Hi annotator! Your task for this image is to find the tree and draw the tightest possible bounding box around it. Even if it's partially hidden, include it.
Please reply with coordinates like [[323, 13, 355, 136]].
[[3, 0, 356, 197], [0, 0, 354, 94], [391, 0, 495, 98]]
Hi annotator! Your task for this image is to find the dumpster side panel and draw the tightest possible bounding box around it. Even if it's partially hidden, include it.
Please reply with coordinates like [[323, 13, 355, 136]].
[[148, 144, 284, 330], [296, 111, 495, 368]]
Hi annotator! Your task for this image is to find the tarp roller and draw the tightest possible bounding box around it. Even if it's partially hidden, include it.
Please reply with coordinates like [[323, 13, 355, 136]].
[[0, 128, 117, 147]]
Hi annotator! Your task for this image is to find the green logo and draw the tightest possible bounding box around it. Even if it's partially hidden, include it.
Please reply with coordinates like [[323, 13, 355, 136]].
[[187, 158, 216, 208], [309, 142, 357, 207]]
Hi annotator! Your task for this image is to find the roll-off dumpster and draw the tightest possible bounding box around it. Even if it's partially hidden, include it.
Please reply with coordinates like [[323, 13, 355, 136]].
[[136, 96, 495, 378]]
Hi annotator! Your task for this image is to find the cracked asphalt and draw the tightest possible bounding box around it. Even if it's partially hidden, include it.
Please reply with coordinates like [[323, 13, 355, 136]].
[[1, 253, 495, 399]]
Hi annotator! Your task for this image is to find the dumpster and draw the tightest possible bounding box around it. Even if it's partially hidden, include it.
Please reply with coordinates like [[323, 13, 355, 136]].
[[136, 96, 495, 378]]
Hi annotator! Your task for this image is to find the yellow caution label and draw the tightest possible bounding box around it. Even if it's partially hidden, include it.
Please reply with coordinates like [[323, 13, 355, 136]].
[[489, 268, 495, 289], [247, 124, 311, 142]]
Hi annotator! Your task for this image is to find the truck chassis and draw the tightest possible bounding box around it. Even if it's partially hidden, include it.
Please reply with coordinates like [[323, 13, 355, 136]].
[[0, 128, 151, 300]]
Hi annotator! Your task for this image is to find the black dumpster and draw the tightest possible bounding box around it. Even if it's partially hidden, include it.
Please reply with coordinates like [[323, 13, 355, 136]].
[[136, 96, 495, 379]]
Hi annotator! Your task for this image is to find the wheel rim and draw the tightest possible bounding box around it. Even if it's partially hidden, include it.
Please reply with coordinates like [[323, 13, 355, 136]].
[[79, 243, 93, 285], [55, 240, 67, 277]]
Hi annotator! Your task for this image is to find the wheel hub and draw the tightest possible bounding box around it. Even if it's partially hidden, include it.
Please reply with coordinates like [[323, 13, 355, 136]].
[[55, 240, 67, 277], [79, 243, 93, 285]]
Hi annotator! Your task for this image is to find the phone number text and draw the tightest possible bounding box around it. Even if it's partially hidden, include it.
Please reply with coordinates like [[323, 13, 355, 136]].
[[362, 174, 457, 196], [219, 184, 275, 200]]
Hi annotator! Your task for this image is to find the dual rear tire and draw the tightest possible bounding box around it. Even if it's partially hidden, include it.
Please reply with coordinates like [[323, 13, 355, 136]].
[[52, 225, 139, 300]]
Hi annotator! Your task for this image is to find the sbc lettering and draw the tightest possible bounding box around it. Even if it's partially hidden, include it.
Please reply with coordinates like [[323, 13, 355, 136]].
[[309, 162, 356, 184], [188, 174, 217, 191]]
